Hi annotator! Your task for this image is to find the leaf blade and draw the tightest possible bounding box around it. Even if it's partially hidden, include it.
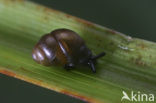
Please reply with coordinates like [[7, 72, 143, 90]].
[[0, 0, 156, 103]]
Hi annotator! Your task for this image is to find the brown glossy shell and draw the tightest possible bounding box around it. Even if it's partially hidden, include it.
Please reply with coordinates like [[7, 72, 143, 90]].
[[32, 29, 91, 66], [32, 33, 58, 66]]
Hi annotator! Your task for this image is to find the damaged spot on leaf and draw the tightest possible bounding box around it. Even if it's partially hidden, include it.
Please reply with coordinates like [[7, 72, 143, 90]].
[[0, 69, 16, 77]]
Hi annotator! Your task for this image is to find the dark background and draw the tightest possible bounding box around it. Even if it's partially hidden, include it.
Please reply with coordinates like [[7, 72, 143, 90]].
[[0, 0, 156, 103]]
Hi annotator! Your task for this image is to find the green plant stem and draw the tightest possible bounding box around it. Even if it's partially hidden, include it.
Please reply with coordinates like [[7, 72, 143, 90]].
[[0, 0, 156, 103]]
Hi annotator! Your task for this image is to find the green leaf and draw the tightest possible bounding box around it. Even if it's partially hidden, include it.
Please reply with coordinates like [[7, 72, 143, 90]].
[[0, 0, 156, 103]]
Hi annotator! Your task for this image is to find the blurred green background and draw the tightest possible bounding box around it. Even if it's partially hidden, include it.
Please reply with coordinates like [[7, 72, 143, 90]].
[[0, 0, 156, 103]]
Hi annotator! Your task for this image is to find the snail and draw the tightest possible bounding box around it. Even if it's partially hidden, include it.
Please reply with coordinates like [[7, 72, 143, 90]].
[[32, 28, 105, 73]]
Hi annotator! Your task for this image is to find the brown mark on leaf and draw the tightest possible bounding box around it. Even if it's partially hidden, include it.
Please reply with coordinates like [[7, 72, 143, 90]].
[[75, 18, 94, 27], [131, 55, 146, 66], [64, 13, 94, 27], [65, 14, 71, 18], [35, 3, 95, 28], [149, 55, 152, 59], [35, 4, 60, 17], [36, 4, 42, 10], [6, 0, 24, 2], [138, 42, 147, 50], [3, 0, 25, 7], [0, 68, 99, 103], [61, 89, 100, 103], [105, 29, 117, 35], [20, 67, 32, 73], [7, 0, 24, 3], [94, 36, 104, 44], [0, 68, 43, 86], [0, 69, 16, 77], [43, 16, 49, 21], [43, 7, 60, 15], [22, 77, 43, 86], [35, 5, 50, 22], [93, 37, 104, 47], [64, 13, 95, 27]]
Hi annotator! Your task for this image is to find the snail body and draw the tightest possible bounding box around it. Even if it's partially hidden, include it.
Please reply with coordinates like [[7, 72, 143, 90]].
[[32, 29, 105, 73]]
